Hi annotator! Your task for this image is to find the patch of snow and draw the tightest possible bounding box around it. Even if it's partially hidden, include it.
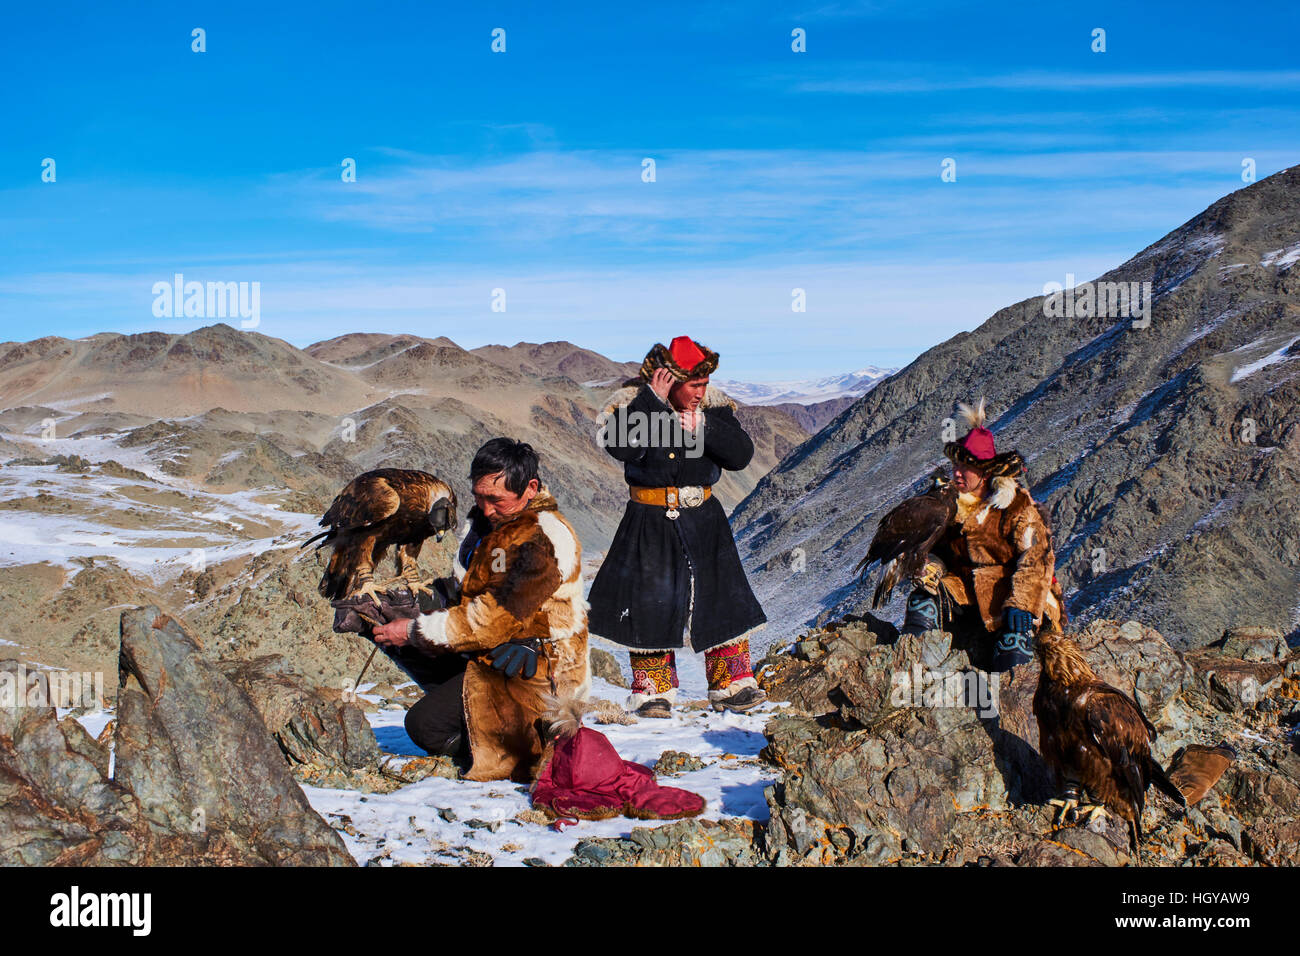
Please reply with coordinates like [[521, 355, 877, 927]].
[[715, 367, 895, 406], [303, 673, 778, 867], [1230, 334, 1300, 384], [1260, 241, 1300, 271]]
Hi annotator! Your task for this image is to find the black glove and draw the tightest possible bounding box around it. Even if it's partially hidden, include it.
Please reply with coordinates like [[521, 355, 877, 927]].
[[1003, 607, 1033, 634], [487, 638, 541, 679]]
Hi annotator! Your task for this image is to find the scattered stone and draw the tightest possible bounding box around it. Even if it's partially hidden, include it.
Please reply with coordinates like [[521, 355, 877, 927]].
[[590, 647, 628, 688], [567, 820, 760, 866], [591, 698, 636, 726], [653, 750, 707, 775]]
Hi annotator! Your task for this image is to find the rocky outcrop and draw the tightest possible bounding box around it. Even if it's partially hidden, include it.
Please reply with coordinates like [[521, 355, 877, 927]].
[[566, 616, 1296, 867], [752, 617, 1299, 866], [219, 654, 381, 773], [0, 608, 355, 865]]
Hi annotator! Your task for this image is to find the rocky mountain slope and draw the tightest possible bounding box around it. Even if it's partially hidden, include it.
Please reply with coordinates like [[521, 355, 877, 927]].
[[733, 165, 1300, 650]]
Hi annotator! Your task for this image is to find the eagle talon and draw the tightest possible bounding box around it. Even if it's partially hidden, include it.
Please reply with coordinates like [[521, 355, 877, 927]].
[[393, 567, 435, 598], [1047, 795, 1106, 827]]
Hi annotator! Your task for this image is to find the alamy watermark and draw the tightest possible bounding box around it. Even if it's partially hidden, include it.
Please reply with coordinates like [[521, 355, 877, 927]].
[[596, 410, 703, 458], [152, 273, 260, 328], [1042, 273, 1152, 328], [1, 664, 104, 710], [891, 664, 1000, 718]]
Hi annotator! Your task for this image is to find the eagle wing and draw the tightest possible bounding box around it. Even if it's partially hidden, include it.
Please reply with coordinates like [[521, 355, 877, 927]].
[[1079, 684, 1153, 822], [321, 474, 402, 532], [858, 492, 954, 608], [311, 473, 405, 601]]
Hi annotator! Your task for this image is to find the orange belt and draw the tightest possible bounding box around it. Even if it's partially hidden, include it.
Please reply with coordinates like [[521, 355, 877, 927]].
[[629, 485, 712, 513]]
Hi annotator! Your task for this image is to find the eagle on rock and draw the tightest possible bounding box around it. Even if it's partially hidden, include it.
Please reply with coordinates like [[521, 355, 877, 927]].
[[302, 468, 457, 602], [1033, 631, 1187, 860]]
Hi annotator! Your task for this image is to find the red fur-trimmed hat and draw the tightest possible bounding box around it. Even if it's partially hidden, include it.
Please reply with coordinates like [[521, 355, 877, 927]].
[[943, 398, 1024, 478], [639, 336, 719, 382]]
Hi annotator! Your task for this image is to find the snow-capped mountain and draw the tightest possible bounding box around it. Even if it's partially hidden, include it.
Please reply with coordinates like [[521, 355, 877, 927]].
[[714, 367, 895, 406]]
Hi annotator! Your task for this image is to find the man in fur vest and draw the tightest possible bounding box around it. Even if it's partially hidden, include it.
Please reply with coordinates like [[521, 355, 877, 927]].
[[902, 400, 1065, 671], [588, 336, 767, 718], [371, 438, 589, 782]]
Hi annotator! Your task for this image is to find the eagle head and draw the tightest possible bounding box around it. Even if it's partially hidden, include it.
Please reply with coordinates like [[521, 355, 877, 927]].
[[427, 490, 458, 542]]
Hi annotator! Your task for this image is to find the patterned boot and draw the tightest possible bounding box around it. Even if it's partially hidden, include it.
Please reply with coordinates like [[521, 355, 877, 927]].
[[990, 627, 1034, 672], [628, 650, 678, 718], [706, 639, 767, 713], [901, 588, 941, 636]]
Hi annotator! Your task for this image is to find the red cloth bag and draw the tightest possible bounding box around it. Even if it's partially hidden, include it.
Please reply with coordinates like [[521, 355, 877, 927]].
[[531, 726, 705, 828]]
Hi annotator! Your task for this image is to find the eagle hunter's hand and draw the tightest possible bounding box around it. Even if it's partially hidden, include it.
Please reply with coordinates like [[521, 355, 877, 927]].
[[650, 367, 675, 402], [372, 619, 413, 648]]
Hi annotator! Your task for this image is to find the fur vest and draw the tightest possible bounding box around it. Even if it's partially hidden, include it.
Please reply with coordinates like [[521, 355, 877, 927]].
[[411, 486, 589, 782], [937, 476, 1063, 633]]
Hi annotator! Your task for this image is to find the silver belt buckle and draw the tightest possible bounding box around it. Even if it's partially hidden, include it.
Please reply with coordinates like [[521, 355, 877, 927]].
[[679, 485, 705, 508], [665, 487, 680, 520]]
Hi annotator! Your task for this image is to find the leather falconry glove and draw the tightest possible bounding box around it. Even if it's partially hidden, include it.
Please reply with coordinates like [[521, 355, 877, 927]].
[[487, 638, 542, 679]]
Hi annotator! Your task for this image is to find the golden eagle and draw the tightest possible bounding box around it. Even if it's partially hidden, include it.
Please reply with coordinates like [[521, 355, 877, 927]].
[[855, 469, 958, 608], [1033, 631, 1186, 859], [302, 468, 457, 602]]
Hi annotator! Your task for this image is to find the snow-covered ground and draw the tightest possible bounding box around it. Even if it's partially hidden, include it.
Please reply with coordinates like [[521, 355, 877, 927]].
[[60, 651, 779, 867], [303, 662, 780, 867], [0, 458, 319, 579]]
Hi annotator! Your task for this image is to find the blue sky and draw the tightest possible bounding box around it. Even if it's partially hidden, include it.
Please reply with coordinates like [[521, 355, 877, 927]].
[[2, 1, 1297, 379]]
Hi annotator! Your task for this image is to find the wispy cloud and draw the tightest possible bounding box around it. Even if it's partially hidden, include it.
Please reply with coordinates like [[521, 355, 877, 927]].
[[789, 68, 1300, 95]]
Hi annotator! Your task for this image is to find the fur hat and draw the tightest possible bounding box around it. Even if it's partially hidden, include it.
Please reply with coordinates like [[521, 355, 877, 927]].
[[943, 398, 1024, 478], [638, 336, 719, 382]]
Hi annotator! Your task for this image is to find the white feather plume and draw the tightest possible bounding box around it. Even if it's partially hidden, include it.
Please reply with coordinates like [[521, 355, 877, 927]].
[[957, 397, 987, 430]]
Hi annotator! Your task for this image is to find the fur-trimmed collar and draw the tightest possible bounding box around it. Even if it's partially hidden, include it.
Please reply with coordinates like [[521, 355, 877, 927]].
[[956, 475, 1020, 525], [599, 382, 737, 418]]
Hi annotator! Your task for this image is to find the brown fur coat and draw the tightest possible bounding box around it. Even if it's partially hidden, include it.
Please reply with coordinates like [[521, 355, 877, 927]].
[[411, 486, 589, 781], [937, 477, 1063, 633]]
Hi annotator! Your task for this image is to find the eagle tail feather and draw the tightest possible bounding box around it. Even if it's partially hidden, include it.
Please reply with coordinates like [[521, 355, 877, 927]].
[[1149, 759, 1187, 808], [300, 528, 332, 550], [872, 559, 900, 609]]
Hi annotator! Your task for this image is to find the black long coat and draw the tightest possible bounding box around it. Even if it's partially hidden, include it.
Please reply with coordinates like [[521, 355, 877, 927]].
[[587, 383, 766, 653]]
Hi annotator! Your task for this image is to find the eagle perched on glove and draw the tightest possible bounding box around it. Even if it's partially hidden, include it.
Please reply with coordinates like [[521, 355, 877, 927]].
[[302, 468, 457, 602], [855, 468, 958, 608]]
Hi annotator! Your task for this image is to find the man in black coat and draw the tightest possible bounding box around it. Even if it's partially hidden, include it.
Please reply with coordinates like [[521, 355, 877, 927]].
[[588, 336, 767, 717]]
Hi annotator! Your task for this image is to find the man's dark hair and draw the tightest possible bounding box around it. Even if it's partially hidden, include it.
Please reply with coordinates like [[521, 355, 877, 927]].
[[469, 438, 540, 495]]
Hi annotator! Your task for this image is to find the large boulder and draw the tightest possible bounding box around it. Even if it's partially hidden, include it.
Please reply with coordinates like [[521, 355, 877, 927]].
[[114, 607, 355, 865], [0, 608, 355, 865], [218, 655, 381, 772]]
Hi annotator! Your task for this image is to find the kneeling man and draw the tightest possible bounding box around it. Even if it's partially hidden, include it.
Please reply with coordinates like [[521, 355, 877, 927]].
[[372, 438, 589, 782]]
